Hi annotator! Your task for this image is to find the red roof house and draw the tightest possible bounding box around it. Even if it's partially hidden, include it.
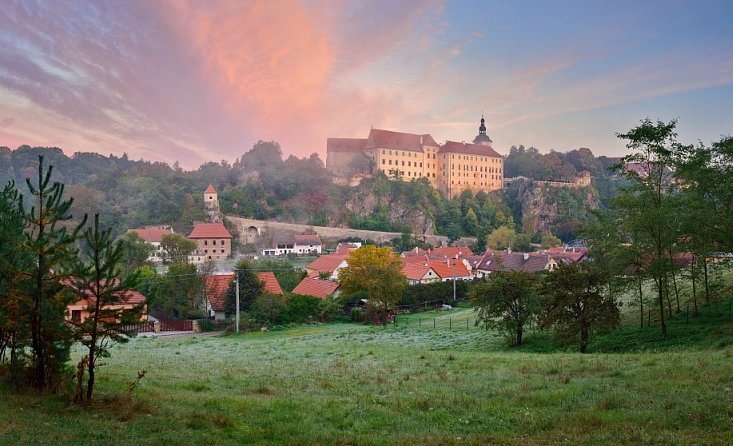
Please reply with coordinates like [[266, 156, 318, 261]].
[[126, 227, 172, 244], [292, 277, 340, 299], [188, 223, 232, 239], [305, 255, 348, 280], [257, 272, 284, 295]]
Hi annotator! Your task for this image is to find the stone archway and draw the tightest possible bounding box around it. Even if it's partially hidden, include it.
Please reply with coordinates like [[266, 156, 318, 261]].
[[245, 225, 259, 244]]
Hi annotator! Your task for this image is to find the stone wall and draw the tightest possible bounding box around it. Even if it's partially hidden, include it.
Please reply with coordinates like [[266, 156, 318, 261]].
[[226, 216, 475, 248]]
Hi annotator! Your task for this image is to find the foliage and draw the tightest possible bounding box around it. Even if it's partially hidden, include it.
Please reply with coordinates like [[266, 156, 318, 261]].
[[116, 231, 154, 277], [539, 232, 562, 249], [338, 246, 407, 324], [149, 263, 205, 320], [224, 260, 263, 315], [538, 262, 621, 353], [252, 259, 306, 293], [400, 280, 469, 307], [511, 233, 533, 252], [71, 214, 145, 402], [487, 226, 516, 250], [160, 233, 196, 264], [469, 271, 541, 346], [21, 156, 86, 390]]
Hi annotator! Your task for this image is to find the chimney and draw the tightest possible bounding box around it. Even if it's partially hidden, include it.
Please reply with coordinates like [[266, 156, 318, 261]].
[[523, 253, 529, 260]]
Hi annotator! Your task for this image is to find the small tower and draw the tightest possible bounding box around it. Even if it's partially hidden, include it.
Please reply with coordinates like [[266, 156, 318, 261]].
[[472, 115, 493, 146], [204, 184, 219, 211]]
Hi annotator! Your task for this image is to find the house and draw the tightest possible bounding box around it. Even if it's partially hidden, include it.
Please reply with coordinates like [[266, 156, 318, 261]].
[[67, 285, 147, 324], [258, 272, 284, 295], [401, 247, 428, 258], [475, 251, 562, 276], [204, 272, 284, 320], [401, 263, 440, 285], [188, 223, 232, 263], [292, 277, 340, 299], [204, 273, 234, 320], [428, 259, 472, 282], [294, 234, 322, 255], [126, 226, 172, 263], [305, 255, 348, 280], [262, 233, 323, 256], [204, 184, 219, 210], [334, 242, 361, 255]]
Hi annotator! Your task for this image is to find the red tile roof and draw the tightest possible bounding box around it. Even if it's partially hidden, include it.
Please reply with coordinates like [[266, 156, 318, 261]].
[[544, 247, 587, 262], [428, 246, 474, 259], [306, 255, 347, 275], [257, 272, 284, 295], [127, 227, 172, 243], [292, 277, 339, 299], [401, 247, 428, 258], [367, 129, 438, 152], [205, 274, 234, 311], [477, 252, 551, 273], [205, 184, 217, 194], [401, 254, 429, 264], [188, 223, 232, 239], [401, 263, 433, 281], [327, 138, 367, 153], [428, 259, 470, 279], [440, 140, 503, 158]]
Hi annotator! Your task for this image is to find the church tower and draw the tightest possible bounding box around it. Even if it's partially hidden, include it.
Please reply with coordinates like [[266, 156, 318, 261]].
[[472, 115, 493, 146], [204, 184, 219, 211]]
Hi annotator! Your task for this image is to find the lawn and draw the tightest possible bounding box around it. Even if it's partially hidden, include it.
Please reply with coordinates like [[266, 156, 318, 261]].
[[1, 306, 732, 445]]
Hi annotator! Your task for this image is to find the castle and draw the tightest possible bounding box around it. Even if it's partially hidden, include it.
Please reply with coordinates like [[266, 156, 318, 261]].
[[326, 116, 504, 199]]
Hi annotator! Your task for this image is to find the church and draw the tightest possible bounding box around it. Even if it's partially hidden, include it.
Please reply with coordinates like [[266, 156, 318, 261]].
[[326, 116, 504, 199]]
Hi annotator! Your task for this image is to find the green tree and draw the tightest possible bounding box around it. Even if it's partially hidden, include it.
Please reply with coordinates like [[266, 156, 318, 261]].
[[0, 181, 33, 387], [224, 260, 263, 316], [539, 262, 621, 353], [540, 233, 562, 249], [22, 156, 86, 390], [487, 226, 516, 250], [512, 233, 533, 252], [613, 119, 681, 337], [151, 263, 205, 319], [339, 246, 407, 324], [469, 271, 540, 346], [161, 233, 196, 264], [116, 231, 154, 277], [253, 259, 305, 293], [71, 214, 145, 403]]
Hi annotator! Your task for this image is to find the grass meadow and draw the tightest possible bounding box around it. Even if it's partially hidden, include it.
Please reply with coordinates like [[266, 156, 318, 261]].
[[2, 303, 732, 445]]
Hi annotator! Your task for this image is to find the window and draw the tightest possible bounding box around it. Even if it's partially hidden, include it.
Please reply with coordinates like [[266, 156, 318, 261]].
[[72, 310, 81, 322], [401, 161, 405, 166], [382, 159, 385, 165], [204, 240, 208, 245], [408, 161, 411, 167], [221, 249, 225, 253], [389, 160, 392, 165]]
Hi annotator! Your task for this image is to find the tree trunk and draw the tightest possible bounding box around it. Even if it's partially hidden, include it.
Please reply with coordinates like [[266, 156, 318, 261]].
[[515, 327, 523, 346], [655, 275, 667, 337], [579, 325, 589, 353], [703, 258, 710, 304], [671, 268, 680, 313], [664, 274, 672, 318], [691, 260, 699, 316], [638, 275, 644, 329]]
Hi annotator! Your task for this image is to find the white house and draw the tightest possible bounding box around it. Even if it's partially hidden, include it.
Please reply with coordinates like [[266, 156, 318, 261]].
[[126, 226, 173, 263]]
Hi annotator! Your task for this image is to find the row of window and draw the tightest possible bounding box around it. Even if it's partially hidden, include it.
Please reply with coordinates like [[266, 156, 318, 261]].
[[450, 154, 502, 163], [203, 240, 228, 246], [203, 249, 226, 254]]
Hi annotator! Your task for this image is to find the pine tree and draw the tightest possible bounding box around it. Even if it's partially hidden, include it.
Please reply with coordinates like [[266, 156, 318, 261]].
[[22, 156, 86, 390], [71, 214, 145, 403]]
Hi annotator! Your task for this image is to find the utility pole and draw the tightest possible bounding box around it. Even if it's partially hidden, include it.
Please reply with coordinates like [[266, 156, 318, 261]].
[[235, 272, 240, 333], [452, 256, 457, 301]]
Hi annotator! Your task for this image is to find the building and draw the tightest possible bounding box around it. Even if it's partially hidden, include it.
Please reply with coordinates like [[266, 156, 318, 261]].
[[188, 223, 232, 263], [67, 286, 147, 324], [204, 184, 219, 211], [126, 226, 173, 263], [326, 138, 368, 176], [261, 233, 323, 256], [401, 263, 440, 285], [305, 254, 348, 280], [204, 272, 284, 320], [327, 116, 504, 199], [292, 277, 340, 299], [428, 259, 472, 282]]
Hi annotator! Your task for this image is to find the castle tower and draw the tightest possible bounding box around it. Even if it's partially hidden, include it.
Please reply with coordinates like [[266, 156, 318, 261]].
[[472, 115, 493, 146], [204, 184, 219, 211]]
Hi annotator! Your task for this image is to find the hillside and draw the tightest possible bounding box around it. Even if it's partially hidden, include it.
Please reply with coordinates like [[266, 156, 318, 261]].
[[0, 142, 619, 244]]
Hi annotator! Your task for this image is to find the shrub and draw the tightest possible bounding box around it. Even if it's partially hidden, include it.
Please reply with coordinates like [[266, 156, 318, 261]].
[[196, 318, 214, 332]]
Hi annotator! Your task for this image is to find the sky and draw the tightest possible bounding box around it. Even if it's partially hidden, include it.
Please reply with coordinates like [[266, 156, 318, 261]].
[[1, 0, 732, 168]]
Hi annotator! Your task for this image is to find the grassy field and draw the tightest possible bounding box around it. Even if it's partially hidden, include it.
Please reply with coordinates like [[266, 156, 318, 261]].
[[2, 302, 732, 445]]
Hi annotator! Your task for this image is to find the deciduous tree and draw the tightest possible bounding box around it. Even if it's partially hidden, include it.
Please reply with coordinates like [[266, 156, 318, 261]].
[[469, 271, 540, 346], [338, 246, 407, 324], [539, 262, 620, 353]]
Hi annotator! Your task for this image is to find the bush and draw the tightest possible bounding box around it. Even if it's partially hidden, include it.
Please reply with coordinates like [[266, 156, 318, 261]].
[[400, 280, 469, 307], [350, 307, 364, 323], [196, 318, 214, 332]]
